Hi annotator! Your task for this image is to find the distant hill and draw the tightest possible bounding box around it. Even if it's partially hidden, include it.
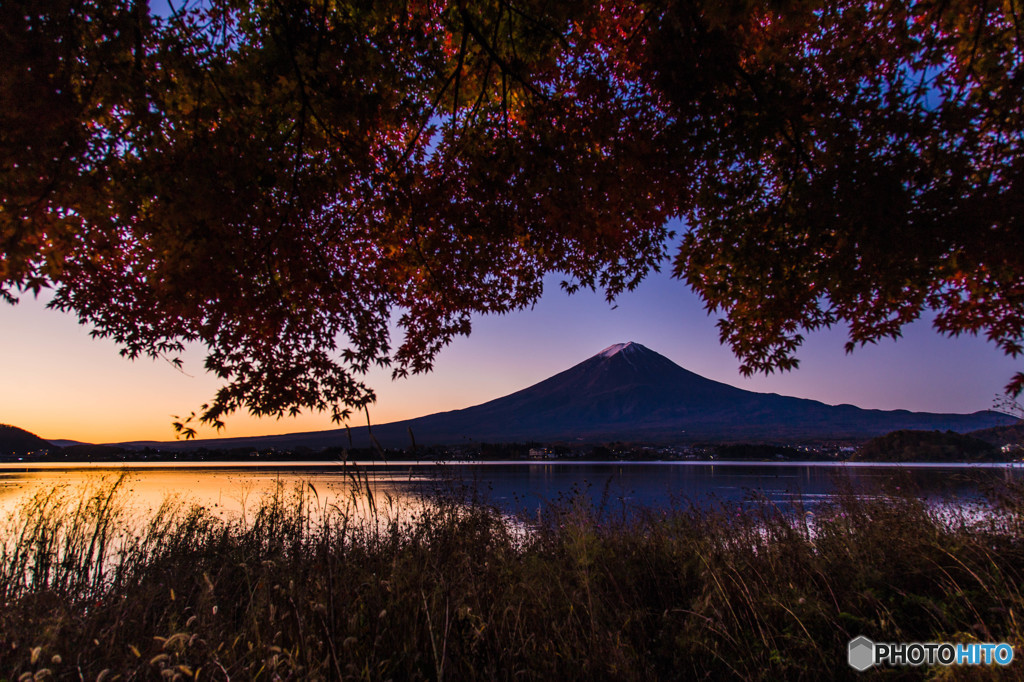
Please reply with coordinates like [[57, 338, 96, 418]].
[[852, 430, 1003, 462], [59, 444, 128, 459], [111, 342, 1017, 451], [967, 422, 1024, 448], [46, 439, 89, 448], [0, 424, 55, 457]]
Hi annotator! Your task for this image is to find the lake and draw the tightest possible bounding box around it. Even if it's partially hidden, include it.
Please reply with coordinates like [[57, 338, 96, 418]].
[[2, 460, 1022, 524]]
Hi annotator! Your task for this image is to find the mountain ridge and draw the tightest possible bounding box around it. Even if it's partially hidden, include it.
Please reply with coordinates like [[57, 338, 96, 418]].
[[107, 342, 1018, 450]]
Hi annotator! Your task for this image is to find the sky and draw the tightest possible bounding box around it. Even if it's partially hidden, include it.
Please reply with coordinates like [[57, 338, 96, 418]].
[[1, 256, 1020, 444]]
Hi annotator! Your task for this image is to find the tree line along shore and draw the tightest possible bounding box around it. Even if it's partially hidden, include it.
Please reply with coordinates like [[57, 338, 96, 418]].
[[3, 423, 1023, 465]]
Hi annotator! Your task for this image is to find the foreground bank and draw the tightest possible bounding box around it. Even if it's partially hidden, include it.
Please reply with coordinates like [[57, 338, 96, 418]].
[[1, 477, 1022, 680]]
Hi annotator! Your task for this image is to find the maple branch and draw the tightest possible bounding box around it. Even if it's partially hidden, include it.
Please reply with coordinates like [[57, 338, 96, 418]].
[[457, 4, 546, 101]]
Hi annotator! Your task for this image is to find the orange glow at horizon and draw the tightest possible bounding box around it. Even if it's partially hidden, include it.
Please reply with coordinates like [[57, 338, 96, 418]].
[[0, 296, 464, 444], [3, 270, 1020, 445]]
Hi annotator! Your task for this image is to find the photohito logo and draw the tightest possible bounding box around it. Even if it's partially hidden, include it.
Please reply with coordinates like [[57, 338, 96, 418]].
[[848, 636, 1014, 670]]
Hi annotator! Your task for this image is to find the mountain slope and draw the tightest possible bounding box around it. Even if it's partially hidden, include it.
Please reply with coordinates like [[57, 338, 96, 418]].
[[390, 342, 1014, 443], [0, 424, 55, 456], [114, 342, 1018, 450]]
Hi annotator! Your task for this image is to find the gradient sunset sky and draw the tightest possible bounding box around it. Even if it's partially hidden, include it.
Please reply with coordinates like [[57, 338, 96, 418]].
[[2, 242, 1019, 444]]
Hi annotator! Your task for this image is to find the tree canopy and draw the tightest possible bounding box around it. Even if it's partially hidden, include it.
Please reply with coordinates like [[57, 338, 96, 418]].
[[2, 0, 1022, 431]]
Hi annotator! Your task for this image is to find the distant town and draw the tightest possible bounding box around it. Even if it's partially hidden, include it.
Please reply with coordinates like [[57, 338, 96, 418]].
[[3, 423, 1022, 466]]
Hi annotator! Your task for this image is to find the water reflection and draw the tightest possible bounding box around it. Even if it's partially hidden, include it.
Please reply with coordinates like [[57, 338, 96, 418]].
[[1, 461, 1021, 523], [437, 462, 1024, 516], [0, 465, 436, 526]]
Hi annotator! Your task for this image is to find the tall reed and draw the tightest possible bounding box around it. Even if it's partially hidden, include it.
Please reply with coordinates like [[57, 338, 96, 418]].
[[1, 472, 1022, 680]]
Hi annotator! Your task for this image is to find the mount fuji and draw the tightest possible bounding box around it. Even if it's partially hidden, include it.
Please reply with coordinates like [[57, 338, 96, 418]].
[[116, 342, 1017, 450]]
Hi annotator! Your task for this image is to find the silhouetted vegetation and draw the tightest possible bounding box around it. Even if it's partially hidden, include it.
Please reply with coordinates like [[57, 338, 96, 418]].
[[969, 422, 1024, 450], [2, 475, 1023, 680], [714, 443, 822, 461], [853, 430, 1005, 462], [6, 1, 1023, 432], [6, 428, 1017, 466], [0, 425, 55, 459]]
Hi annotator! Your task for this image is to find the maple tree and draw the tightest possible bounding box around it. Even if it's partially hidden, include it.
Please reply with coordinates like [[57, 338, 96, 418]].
[[2, 0, 1022, 433]]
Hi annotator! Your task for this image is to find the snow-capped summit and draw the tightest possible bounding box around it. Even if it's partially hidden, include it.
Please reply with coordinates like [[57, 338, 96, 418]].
[[597, 341, 639, 358]]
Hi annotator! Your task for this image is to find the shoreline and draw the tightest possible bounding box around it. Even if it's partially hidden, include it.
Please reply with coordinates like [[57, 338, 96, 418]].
[[2, 459, 1022, 471]]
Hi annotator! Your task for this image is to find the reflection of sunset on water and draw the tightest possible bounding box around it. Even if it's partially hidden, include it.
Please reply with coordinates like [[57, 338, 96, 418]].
[[0, 465, 439, 527], [4, 461, 1022, 525]]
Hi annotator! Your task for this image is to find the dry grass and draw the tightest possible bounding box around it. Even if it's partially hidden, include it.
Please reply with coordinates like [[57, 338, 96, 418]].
[[1, 471, 1023, 680]]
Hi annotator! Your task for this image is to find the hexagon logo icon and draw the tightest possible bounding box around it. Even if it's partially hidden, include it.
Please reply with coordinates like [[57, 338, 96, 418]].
[[848, 636, 875, 671]]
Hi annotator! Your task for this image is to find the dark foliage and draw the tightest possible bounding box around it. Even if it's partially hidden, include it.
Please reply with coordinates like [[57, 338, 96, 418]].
[[853, 429, 1003, 462], [3, 0, 1022, 432], [715, 443, 810, 461], [2, 477, 1024, 679]]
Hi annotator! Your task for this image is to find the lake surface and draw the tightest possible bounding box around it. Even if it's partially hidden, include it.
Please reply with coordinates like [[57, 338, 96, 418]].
[[2, 461, 1022, 523]]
